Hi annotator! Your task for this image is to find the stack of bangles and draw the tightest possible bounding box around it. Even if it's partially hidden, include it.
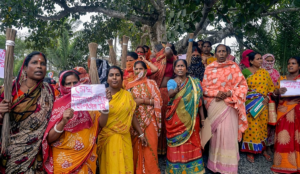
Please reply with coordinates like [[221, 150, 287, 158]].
[[139, 133, 144, 138], [143, 99, 153, 105], [100, 110, 109, 114]]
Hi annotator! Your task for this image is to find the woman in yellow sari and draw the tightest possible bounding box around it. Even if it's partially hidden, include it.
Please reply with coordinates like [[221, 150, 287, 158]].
[[241, 52, 275, 163], [43, 70, 110, 173], [271, 56, 300, 173], [98, 66, 148, 174]]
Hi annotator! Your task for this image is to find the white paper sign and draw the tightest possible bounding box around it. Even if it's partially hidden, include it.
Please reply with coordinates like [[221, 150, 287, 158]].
[[71, 84, 109, 111], [280, 80, 300, 97], [0, 49, 5, 78], [178, 54, 187, 60]]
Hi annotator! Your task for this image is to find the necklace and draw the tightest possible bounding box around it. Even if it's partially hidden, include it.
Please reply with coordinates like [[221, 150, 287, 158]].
[[24, 80, 34, 89]]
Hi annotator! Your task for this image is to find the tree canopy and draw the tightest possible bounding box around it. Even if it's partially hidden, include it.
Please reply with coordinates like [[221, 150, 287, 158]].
[[1, 0, 300, 72]]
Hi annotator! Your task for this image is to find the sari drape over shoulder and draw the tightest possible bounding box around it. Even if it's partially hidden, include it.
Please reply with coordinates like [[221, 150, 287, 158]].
[[165, 77, 205, 174], [97, 89, 136, 174], [271, 75, 300, 173], [0, 59, 54, 174], [241, 68, 275, 153], [126, 70, 162, 174], [202, 60, 248, 174], [43, 70, 99, 173]]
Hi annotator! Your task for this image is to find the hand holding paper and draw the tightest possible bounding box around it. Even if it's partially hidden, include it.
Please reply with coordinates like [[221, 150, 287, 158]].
[[280, 80, 300, 97]]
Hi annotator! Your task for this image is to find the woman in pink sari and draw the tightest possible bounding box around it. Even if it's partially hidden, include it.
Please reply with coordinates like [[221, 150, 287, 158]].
[[202, 44, 248, 174]]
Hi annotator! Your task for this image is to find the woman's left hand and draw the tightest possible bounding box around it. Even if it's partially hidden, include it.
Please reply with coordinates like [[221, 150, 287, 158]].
[[106, 89, 112, 102], [140, 136, 148, 147], [262, 97, 269, 106]]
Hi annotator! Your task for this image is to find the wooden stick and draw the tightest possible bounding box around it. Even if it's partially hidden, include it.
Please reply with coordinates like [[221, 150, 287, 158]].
[[107, 39, 117, 66], [1, 28, 17, 154], [121, 35, 129, 69], [186, 33, 194, 66], [88, 43, 100, 84]]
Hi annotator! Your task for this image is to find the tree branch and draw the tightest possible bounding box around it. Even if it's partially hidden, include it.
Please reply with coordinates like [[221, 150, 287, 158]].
[[201, 30, 218, 35], [175, 0, 218, 53], [204, 25, 234, 44], [193, 0, 218, 36], [51, 0, 69, 9], [35, 6, 155, 26], [149, 0, 161, 11], [260, 8, 300, 17]]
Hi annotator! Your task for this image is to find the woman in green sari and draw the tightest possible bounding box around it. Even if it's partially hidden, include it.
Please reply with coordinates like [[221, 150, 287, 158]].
[[165, 59, 205, 174]]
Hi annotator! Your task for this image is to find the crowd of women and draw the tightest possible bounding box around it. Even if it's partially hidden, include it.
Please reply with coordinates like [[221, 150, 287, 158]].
[[0, 39, 299, 174]]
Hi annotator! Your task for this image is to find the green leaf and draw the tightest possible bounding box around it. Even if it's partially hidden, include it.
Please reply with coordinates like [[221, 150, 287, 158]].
[[170, 11, 175, 18], [208, 13, 214, 21], [182, 9, 186, 17], [177, 10, 182, 18]]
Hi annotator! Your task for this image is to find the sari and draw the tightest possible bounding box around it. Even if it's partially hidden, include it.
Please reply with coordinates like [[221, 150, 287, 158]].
[[0, 59, 54, 174], [261, 54, 280, 147], [150, 47, 170, 155], [126, 70, 162, 174], [202, 60, 248, 173], [43, 70, 99, 173], [165, 77, 205, 174], [74, 67, 91, 84], [206, 56, 217, 65], [97, 89, 136, 174], [271, 75, 300, 173], [146, 49, 152, 61], [241, 68, 275, 154]]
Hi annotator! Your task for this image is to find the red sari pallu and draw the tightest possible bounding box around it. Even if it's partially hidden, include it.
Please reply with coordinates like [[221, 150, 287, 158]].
[[150, 48, 169, 155], [43, 70, 99, 173]]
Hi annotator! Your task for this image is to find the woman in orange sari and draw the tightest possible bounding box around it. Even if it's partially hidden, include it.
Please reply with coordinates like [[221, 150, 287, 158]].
[[123, 52, 158, 87], [43, 70, 110, 173], [271, 56, 300, 173], [143, 45, 152, 61], [126, 61, 162, 174]]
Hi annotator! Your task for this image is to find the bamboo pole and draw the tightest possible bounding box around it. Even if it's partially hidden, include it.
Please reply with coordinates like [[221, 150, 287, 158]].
[[121, 35, 129, 69], [1, 28, 17, 154], [186, 33, 194, 67], [88, 43, 100, 84], [107, 39, 117, 66]]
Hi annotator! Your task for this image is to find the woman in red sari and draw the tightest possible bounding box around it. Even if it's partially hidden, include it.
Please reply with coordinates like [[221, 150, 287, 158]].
[[126, 61, 162, 174], [150, 44, 176, 155], [43, 70, 110, 173], [271, 56, 300, 173]]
